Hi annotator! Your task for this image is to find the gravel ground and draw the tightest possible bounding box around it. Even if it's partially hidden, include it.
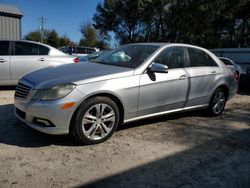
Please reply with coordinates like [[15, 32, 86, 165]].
[[0, 87, 250, 188]]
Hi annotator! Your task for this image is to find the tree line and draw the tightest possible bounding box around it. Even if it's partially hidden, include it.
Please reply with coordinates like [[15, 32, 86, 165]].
[[24, 0, 250, 49], [24, 29, 72, 48], [24, 24, 109, 49], [93, 0, 250, 48]]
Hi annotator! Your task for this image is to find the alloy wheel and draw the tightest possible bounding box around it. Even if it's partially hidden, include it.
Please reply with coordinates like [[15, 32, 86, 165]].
[[81, 103, 116, 140], [212, 91, 226, 114]]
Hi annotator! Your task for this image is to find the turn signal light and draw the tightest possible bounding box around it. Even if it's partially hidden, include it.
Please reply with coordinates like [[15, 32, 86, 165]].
[[61, 102, 76, 110]]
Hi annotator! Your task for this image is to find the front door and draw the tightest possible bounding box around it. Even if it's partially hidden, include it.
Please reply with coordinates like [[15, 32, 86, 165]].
[[138, 47, 189, 117]]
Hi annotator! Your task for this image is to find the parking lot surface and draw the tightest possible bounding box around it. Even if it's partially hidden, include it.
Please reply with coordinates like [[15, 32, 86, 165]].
[[0, 88, 250, 188]]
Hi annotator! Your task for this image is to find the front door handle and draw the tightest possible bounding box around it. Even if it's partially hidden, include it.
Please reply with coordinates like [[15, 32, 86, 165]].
[[0, 59, 7, 63], [211, 71, 217, 74], [179, 74, 188, 80]]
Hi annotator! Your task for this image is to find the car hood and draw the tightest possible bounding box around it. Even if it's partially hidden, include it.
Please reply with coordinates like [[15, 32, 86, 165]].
[[23, 62, 134, 89]]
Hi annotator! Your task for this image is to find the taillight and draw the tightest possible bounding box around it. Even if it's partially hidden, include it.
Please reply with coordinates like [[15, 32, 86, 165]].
[[73, 58, 80, 63]]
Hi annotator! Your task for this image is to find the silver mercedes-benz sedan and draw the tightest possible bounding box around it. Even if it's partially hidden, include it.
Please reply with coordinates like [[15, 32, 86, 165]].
[[14, 43, 239, 144]]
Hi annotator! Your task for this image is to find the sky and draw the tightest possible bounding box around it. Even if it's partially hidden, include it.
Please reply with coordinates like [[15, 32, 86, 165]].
[[0, 0, 103, 42]]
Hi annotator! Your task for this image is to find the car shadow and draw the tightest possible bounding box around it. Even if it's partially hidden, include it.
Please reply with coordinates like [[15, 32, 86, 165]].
[[0, 104, 79, 147], [1, 101, 249, 148], [237, 86, 250, 96], [79, 128, 250, 188], [117, 110, 206, 131]]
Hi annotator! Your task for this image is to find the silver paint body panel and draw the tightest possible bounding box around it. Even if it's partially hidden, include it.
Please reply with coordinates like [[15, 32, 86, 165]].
[[14, 43, 238, 135]]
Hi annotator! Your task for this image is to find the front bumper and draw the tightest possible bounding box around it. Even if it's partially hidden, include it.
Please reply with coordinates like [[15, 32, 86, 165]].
[[14, 88, 84, 135]]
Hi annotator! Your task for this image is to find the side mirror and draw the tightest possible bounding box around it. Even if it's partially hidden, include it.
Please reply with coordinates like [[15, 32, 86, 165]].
[[149, 63, 168, 73]]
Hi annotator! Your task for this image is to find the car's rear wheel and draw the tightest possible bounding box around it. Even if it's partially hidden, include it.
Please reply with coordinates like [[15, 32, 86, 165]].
[[208, 88, 227, 116], [71, 96, 120, 145]]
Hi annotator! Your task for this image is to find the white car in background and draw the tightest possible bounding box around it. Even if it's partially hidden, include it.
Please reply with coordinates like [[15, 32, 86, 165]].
[[0, 40, 79, 86], [59, 46, 99, 57]]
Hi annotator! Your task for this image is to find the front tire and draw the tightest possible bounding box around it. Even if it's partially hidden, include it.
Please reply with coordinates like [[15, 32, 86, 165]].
[[71, 97, 120, 145], [208, 88, 227, 116]]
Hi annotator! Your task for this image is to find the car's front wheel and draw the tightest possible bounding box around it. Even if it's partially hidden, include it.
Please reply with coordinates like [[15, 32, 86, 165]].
[[208, 88, 227, 116], [71, 96, 120, 145]]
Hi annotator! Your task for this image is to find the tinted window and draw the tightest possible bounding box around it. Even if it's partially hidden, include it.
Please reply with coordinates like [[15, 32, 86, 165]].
[[76, 47, 86, 54], [0, 41, 9, 55], [87, 48, 95, 54], [15, 42, 39, 55], [154, 47, 184, 69], [76, 47, 95, 54], [39, 45, 49, 55], [15, 42, 49, 56], [188, 48, 218, 67]]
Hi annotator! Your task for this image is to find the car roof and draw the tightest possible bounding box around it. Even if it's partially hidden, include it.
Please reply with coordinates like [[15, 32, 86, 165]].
[[124, 42, 210, 50], [0, 39, 69, 56], [0, 39, 51, 47]]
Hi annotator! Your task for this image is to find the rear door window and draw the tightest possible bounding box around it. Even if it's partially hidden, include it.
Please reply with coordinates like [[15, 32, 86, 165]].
[[188, 48, 218, 67], [39, 45, 49, 55], [0, 41, 10, 55], [14, 42, 49, 55]]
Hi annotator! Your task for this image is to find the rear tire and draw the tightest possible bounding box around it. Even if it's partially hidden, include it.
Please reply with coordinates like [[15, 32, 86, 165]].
[[71, 96, 120, 145], [208, 88, 227, 116]]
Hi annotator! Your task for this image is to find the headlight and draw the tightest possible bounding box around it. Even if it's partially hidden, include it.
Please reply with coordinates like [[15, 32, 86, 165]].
[[32, 84, 76, 100]]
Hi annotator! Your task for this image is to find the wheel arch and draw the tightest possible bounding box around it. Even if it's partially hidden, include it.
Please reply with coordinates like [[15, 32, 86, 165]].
[[69, 92, 125, 133], [213, 84, 229, 100]]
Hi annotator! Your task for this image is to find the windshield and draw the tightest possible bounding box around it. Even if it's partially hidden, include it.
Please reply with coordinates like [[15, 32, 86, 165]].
[[92, 44, 159, 68]]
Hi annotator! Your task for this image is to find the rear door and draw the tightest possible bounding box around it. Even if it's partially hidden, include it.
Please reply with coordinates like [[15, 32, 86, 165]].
[[10, 41, 50, 81], [0, 41, 11, 81], [184, 47, 222, 107]]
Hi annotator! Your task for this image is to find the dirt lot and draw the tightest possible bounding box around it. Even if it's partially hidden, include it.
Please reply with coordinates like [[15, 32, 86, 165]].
[[0, 87, 250, 188]]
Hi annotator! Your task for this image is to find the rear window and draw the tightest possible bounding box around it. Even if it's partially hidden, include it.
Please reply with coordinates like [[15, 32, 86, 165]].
[[0, 41, 9, 55]]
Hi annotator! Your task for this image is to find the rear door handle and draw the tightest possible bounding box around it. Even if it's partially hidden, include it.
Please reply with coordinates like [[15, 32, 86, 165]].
[[179, 74, 188, 80], [211, 71, 217, 74], [0, 59, 7, 63]]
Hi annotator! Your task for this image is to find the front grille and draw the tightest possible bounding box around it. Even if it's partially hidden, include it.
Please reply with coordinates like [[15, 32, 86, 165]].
[[15, 82, 33, 99]]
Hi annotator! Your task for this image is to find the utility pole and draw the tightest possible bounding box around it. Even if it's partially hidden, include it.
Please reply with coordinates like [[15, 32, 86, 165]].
[[39, 17, 46, 43]]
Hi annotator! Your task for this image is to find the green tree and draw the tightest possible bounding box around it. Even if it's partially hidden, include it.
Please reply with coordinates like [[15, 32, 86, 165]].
[[24, 29, 73, 48], [93, 0, 146, 44], [24, 30, 43, 42], [59, 35, 71, 47], [79, 22, 109, 49], [46, 30, 60, 48], [93, 0, 250, 48]]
